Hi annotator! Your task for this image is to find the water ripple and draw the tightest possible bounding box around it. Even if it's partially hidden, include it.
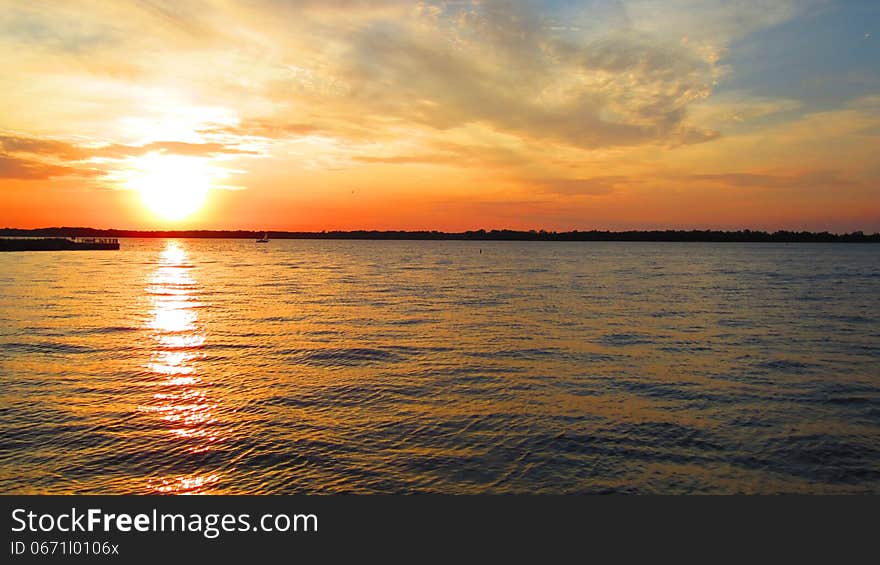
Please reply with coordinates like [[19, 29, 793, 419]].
[[1, 239, 878, 494]]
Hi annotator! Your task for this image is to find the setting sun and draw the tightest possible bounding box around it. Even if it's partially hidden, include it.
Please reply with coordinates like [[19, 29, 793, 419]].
[[127, 153, 212, 220]]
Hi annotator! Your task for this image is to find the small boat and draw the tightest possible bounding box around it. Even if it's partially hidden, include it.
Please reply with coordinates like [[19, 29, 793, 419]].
[[256, 232, 269, 243]]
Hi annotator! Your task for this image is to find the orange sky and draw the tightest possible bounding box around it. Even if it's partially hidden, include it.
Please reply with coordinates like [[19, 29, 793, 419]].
[[1, 1, 878, 232]]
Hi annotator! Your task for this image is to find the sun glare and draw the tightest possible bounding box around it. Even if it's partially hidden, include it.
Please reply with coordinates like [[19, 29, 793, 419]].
[[127, 153, 212, 220]]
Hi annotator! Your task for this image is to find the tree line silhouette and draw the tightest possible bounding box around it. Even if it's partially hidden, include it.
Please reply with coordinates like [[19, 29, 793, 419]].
[[3, 227, 878, 242]]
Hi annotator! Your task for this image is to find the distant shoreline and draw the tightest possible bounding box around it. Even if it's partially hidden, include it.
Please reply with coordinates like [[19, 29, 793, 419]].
[[2, 227, 879, 243]]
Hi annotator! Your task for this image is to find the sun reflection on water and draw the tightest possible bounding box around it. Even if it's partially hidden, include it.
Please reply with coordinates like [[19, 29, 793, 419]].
[[149, 474, 221, 495], [141, 241, 223, 494]]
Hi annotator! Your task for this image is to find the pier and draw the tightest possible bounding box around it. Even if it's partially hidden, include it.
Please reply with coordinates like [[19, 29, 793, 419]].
[[0, 237, 120, 252]]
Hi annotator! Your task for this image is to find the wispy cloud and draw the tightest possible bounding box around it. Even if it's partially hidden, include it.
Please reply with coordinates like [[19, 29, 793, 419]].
[[687, 170, 857, 189], [1, 132, 256, 160], [533, 176, 627, 196]]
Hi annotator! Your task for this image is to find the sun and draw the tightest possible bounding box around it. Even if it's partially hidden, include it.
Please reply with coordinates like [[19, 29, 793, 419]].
[[127, 153, 212, 220]]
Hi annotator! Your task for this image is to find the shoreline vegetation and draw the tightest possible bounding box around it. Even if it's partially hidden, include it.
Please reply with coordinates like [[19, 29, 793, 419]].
[[2, 227, 879, 243]]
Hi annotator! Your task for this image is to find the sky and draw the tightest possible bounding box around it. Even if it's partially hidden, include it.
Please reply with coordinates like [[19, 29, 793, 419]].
[[0, 0, 877, 231]]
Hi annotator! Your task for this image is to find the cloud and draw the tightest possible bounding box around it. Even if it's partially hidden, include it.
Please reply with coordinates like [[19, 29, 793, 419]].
[[132, 0, 216, 37], [0, 132, 255, 160], [132, 141, 258, 157], [0, 132, 257, 185], [352, 153, 460, 165], [0, 0, 809, 159], [350, 139, 526, 169], [623, 0, 809, 42], [0, 154, 93, 180], [328, 2, 722, 149], [687, 170, 857, 189], [0, 4, 120, 53], [0, 134, 88, 160], [534, 176, 626, 196], [202, 120, 325, 139]]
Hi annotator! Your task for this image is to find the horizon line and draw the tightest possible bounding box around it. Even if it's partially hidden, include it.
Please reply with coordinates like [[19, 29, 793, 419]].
[[2, 226, 879, 234], [2, 226, 879, 243]]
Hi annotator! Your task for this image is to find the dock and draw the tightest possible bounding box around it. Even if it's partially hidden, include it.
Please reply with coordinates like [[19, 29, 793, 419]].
[[0, 237, 120, 252]]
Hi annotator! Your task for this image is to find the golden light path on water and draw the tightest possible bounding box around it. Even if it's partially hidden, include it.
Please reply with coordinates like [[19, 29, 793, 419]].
[[141, 241, 220, 494]]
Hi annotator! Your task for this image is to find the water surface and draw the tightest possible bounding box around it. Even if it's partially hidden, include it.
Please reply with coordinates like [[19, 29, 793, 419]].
[[1, 239, 878, 493]]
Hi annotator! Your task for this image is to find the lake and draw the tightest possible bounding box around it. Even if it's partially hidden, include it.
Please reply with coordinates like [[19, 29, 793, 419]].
[[1, 239, 878, 493]]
